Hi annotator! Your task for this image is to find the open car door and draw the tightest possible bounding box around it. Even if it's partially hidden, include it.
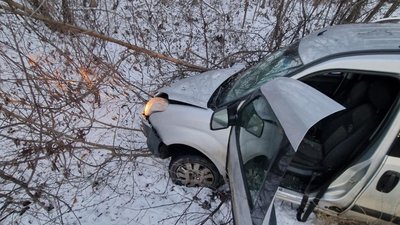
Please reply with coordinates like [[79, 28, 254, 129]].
[[226, 77, 345, 225]]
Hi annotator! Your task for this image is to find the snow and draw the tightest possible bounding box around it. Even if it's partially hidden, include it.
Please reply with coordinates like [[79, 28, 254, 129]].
[[14, 155, 317, 225], [19, 156, 234, 225]]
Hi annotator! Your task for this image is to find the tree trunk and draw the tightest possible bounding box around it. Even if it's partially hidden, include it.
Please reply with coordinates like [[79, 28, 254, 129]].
[[384, 1, 400, 18], [364, 0, 387, 22]]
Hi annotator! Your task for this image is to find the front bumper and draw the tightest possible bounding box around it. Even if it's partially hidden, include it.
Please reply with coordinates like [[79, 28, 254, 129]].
[[140, 115, 169, 158]]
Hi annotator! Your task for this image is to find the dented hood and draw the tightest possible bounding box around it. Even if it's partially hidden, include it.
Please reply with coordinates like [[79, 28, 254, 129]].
[[158, 64, 244, 108]]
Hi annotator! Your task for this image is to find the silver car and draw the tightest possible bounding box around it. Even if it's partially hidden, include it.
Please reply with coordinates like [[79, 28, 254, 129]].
[[141, 23, 400, 223]]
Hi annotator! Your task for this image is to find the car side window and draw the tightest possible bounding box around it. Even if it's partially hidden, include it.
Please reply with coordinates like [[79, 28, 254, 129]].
[[236, 96, 295, 225], [237, 97, 283, 199]]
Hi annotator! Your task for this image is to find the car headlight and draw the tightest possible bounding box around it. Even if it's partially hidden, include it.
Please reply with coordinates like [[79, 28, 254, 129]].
[[143, 97, 169, 117]]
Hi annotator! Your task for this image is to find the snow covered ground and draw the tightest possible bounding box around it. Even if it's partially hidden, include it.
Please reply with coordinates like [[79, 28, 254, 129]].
[[17, 155, 320, 225]]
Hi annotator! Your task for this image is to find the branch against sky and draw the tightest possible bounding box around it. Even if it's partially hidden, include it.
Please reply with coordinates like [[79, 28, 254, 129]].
[[1, 0, 208, 72]]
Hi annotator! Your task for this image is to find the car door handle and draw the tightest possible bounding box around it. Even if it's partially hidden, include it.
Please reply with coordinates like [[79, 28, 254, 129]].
[[376, 171, 400, 193]]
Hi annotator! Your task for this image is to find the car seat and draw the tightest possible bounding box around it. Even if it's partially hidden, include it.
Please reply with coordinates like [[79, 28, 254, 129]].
[[289, 81, 391, 175]]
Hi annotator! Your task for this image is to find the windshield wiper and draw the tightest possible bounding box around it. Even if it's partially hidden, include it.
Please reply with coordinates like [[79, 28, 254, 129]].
[[208, 72, 242, 109]]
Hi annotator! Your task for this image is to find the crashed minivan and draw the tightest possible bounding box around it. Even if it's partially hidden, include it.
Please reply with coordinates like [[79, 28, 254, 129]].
[[212, 77, 399, 224], [141, 23, 400, 223]]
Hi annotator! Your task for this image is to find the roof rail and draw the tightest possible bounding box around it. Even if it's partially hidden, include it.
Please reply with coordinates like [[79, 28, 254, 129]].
[[372, 17, 400, 24]]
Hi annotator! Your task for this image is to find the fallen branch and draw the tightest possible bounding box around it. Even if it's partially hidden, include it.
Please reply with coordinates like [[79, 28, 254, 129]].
[[0, 104, 151, 155], [1, 0, 208, 72], [199, 200, 226, 225]]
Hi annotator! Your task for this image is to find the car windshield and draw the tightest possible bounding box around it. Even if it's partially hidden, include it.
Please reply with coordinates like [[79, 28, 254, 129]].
[[214, 42, 302, 107]]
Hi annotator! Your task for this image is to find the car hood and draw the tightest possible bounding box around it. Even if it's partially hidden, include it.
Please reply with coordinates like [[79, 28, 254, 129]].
[[158, 64, 245, 108]]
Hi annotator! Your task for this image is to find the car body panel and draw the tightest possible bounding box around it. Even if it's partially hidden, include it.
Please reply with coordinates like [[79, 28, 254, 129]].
[[298, 24, 400, 64], [149, 105, 230, 176], [227, 132, 253, 224], [350, 155, 400, 223], [292, 55, 400, 80], [158, 64, 244, 108]]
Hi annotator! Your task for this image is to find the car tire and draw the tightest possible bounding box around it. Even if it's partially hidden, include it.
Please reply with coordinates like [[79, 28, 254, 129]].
[[169, 155, 222, 189]]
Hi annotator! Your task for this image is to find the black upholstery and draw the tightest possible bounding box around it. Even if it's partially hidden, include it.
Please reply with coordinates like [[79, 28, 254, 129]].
[[314, 80, 369, 143], [368, 81, 392, 113], [289, 81, 391, 173], [322, 104, 376, 169], [342, 80, 368, 108]]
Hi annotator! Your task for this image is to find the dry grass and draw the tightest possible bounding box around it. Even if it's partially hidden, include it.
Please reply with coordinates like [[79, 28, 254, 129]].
[[315, 212, 369, 225]]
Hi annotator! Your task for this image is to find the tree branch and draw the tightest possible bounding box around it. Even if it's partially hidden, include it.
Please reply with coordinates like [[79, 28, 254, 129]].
[[1, 0, 208, 72]]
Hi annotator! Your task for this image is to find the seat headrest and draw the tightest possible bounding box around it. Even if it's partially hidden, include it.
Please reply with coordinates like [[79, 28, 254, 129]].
[[344, 81, 368, 108]]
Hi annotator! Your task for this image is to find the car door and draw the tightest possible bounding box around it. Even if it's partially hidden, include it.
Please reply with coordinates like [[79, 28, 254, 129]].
[[225, 77, 344, 225], [350, 131, 400, 224]]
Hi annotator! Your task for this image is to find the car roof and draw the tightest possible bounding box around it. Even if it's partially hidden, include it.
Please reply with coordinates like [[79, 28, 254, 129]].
[[298, 24, 400, 64]]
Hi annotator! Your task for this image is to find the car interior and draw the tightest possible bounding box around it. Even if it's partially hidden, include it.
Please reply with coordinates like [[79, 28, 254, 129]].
[[280, 71, 400, 192]]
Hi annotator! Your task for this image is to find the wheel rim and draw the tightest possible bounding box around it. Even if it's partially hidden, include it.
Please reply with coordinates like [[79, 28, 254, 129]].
[[175, 162, 215, 187]]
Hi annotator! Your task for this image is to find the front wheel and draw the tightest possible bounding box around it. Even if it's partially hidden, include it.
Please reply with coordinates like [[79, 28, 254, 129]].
[[169, 155, 222, 189]]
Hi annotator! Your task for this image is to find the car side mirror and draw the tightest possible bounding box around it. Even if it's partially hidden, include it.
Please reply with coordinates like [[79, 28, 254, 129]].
[[210, 99, 246, 130], [210, 108, 229, 130]]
